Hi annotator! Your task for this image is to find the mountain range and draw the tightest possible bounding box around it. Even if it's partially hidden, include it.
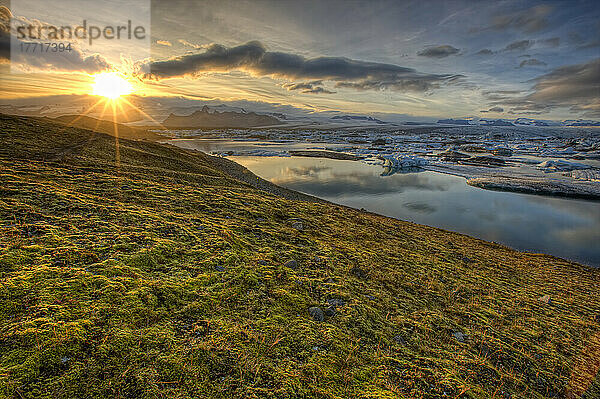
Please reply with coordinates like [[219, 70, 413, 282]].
[[162, 106, 281, 128]]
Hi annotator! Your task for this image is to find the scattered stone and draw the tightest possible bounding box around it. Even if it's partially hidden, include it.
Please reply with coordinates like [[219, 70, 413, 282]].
[[214, 265, 225, 272], [257, 260, 268, 266], [538, 295, 551, 304], [308, 306, 324, 322], [452, 331, 468, 343], [325, 278, 336, 284], [479, 343, 491, 358], [284, 259, 298, 269], [350, 266, 367, 279], [596, 314, 600, 323], [393, 335, 406, 345], [324, 306, 336, 317], [327, 298, 345, 307]]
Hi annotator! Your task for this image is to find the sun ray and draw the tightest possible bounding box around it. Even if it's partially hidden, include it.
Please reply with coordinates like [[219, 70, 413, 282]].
[[120, 97, 168, 130], [63, 98, 105, 128]]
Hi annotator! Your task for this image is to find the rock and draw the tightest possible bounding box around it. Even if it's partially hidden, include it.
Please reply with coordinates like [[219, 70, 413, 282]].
[[324, 306, 336, 317], [538, 295, 551, 304], [327, 298, 345, 307], [257, 260, 268, 266], [292, 221, 304, 230], [308, 306, 324, 322], [595, 314, 600, 323], [453, 331, 467, 343], [284, 260, 298, 269], [214, 265, 225, 272]]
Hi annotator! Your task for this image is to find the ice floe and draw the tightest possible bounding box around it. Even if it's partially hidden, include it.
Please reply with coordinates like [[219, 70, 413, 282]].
[[537, 159, 591, 172]]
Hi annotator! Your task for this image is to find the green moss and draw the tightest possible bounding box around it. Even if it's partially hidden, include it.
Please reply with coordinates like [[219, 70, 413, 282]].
[[0, 114, 599, 398]]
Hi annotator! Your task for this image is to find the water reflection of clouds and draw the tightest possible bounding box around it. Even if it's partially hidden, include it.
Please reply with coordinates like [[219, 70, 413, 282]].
[[403, 202, 437, 214], [272, 168, 451, 197], [527, 196, 600, 250], [285, 166, 332, 177]]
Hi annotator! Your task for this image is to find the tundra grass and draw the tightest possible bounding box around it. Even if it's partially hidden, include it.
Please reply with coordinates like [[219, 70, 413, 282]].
[[0, 114, 599, 398]]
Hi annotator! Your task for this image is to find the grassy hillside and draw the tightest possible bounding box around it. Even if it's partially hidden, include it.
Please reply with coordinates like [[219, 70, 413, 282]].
[[0, 114, 599, 398], [50, 115, 163, 141]]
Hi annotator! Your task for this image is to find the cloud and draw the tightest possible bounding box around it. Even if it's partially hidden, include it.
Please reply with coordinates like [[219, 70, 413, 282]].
[[577, 40, 600, 49], [518, 59, 547, 68], [156, 40, 172, 46], [476, 49, 494, 55], [417, 45, 460, 58], [0, 7, 110, 73], [480, 106, 504, 113], [487, 58, 600, 117], [540, 37, 560, 47], [178, 39, 203, 49], [503, 40, 534, 52], [283, 81, 336, 94], [144, 41, 462, 93], [487, 5, 553, 33]]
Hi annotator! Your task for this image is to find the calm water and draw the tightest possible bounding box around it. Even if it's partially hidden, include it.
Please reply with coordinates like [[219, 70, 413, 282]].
[[231, 156, 600, 267]]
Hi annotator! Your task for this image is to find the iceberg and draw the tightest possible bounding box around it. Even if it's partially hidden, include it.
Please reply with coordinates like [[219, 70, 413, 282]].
[[379, 153, 428, 169], [536, 159, 591, 172]]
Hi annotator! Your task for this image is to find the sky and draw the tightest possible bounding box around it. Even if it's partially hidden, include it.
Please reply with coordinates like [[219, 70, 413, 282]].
[[0, 0, 599, 120]]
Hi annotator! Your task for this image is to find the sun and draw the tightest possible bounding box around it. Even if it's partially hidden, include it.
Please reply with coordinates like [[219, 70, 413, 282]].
[[91, 72, 133, 99]]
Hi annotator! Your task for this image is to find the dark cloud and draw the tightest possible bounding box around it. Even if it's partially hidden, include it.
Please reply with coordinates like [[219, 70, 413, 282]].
[[0, 6, 12, 61], [283, 81, 335, 94], [303, 86, 336, 94], [487, 5, 553, 33], [540, 37, 560, 47], [504, 40, 534, 52], [476, 49, 494, 56], [480, 106, 504, 113], [528, 58, 599, 114], [144, 41, 462, 93], [417, 45, 460, 58], [577, 40, 600, 49], [518, 59, 547, 68], [487, 58, 600, 117]]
